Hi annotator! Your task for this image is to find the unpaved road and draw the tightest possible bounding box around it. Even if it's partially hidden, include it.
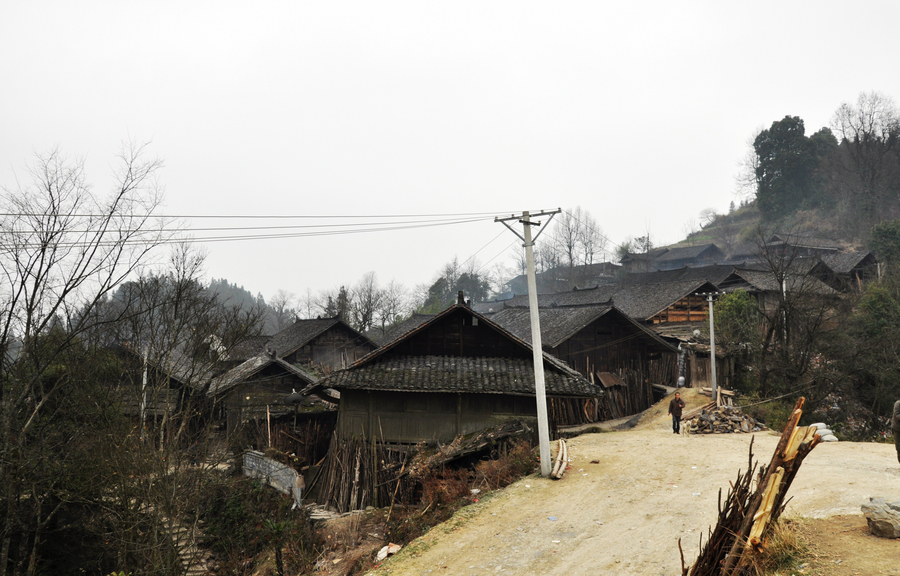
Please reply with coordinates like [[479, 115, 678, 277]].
[[369, 407, 899, 576]]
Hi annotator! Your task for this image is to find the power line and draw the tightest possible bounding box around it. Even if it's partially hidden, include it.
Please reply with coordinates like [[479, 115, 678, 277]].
[[2, 215, 496, 248], [0, 210, 503, 219]]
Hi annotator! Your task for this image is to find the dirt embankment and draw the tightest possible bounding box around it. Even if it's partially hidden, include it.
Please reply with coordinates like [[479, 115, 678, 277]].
[[368, 393, 900, 576]]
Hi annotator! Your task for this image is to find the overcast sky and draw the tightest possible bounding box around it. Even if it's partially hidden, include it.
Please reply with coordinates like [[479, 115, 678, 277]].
[[3, 2, 900, 302]]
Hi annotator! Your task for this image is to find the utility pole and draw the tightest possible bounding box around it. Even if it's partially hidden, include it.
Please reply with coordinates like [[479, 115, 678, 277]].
[[698, 292, 720, 406], [496, 208, 560, 477]]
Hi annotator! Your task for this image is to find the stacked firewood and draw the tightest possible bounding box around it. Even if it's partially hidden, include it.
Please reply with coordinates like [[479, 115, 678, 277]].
[[687, 405, 766, 434]]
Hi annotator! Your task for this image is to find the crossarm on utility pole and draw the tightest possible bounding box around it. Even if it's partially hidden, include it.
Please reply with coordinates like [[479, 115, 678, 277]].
[[495, 208, 560, 477]]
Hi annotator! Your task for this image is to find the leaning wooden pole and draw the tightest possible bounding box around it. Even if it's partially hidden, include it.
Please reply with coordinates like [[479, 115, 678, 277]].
[[683, 396, 822, 576], [720, 397, 806, 574]]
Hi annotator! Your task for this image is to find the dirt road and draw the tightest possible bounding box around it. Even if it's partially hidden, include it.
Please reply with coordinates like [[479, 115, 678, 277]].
[[369, 411, 899, 576]]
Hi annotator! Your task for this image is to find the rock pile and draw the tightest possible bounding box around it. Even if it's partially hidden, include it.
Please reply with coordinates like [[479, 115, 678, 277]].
[[687, 405, 766, 434], [861, 497, 900, 538]]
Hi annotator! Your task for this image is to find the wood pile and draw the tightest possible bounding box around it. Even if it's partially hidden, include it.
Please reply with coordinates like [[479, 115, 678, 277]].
[[687, 405, 766, 435], [680, 397, 822, 575]]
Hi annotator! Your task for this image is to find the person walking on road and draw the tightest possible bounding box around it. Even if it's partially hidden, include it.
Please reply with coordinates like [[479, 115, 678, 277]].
[[669, 392, 686, 434], [892, 399, 900, 464]]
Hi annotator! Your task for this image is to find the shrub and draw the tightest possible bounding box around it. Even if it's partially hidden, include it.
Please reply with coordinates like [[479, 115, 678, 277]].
[[741, 397, 796, 432], [199, 478, 317, 574]]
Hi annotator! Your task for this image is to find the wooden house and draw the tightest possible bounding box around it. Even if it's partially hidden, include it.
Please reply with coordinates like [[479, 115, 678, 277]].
[[506, 261, 621, 294], [497, 279, 721, 325], [717, 268, 838, 315], [207, 351, 321, 433], [766, 233, 842, 258], [261, 317, 377, 371], [653, 244, 726, 271], [303, 296, 601, 445], [820, 251, 879, 291], [490, 304, 678, 422], [493, 279, 731, 391]]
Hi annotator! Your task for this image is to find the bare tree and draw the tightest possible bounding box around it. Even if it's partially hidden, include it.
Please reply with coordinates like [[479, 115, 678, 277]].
[[830, 91, 900, 222], [375, 279, 411, 335], [297, 288, 317, 319], [576, 209, 607, 267], [734, 127, 764, 199], [700, 207, 719, 227], [269, 289, 298, 331], [351, 271, 383, 332], [0, 144, 170, 575]]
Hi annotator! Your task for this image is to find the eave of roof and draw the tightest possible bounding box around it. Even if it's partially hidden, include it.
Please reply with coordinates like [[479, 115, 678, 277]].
[[318, 355, 602, 398], [208, 353, 318, 396]]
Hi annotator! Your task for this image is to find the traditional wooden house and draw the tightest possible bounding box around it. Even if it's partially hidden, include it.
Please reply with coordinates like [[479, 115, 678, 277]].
[[619, 247, 670, 274], [717, 268, 838, 315], [497, 279, 721, 325], [262, 317, 377, 371], [766, 233, 842, 258], [366, 313, 435, 347], [653, 243, 726, 271], [820, 251, 879, 291], [303, 295, 601, 445], [111, 343, 223, 443], [207, 351, 321, 433], [506, 261, 621, 294], [495, 279, 734, 390], [490, 304, 678, 422]]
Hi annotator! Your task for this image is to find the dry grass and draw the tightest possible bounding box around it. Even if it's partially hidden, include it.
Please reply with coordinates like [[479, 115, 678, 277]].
[[745, 518, 810, 576]]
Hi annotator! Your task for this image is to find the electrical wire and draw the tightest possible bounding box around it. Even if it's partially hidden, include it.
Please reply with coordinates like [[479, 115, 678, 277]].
[[2, 214, 496, 248]]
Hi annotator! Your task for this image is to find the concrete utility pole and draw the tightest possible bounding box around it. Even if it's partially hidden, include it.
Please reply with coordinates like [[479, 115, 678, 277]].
[[496, 208, 560, 477], [698, 292, 720, 406]]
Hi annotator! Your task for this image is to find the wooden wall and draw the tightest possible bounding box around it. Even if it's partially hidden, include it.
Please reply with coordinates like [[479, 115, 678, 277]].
[[385, 309, 531, 360], [337, 389, 537, 444], [284, 324, 375, 370]]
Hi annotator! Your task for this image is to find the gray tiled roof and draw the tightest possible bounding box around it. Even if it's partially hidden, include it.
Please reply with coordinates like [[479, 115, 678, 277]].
[[208, 353, 318, 396], [490, 304, 675, 352], [720, 269, 837, 295], [654, 243, 722, 262], [368, 314, 435, 346], [266, 317, 376, 358], [497, 280, 716, 321], [619, 264, 737, 287], [490, 305, 615, 347], [612, 280, 717, 320], [768, 233, 843, 251], [319, 355, 601, 397], [820, 251, 876, 274], [307, 303, 600, 398], [228, 335, 274, 361]]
